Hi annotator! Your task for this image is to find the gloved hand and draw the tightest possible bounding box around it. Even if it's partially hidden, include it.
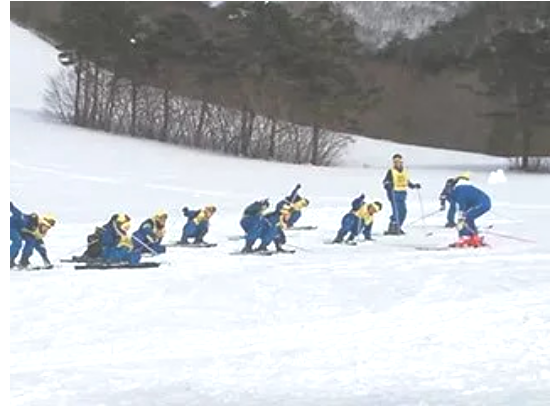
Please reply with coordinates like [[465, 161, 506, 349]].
[[182, 206, 190, 216], [439, 203, 446, 211], [412, 183, 422, 189], [456, 217, 466, 230], [295, 183, 301, 189]]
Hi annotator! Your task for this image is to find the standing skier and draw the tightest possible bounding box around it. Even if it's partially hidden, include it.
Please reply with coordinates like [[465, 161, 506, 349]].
[[382, 153, 421, 235]]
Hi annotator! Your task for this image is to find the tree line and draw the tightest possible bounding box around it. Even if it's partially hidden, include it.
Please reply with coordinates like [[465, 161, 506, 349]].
[[43, 1, 375, 166]]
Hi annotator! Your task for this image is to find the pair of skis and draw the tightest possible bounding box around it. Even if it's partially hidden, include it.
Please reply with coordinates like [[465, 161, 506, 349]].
[[55, 241, 218, 270], [12, 261, 162, 270]]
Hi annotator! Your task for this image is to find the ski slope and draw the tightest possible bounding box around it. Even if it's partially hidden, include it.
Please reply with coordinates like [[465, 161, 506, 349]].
[[10, 23, 550, 405]]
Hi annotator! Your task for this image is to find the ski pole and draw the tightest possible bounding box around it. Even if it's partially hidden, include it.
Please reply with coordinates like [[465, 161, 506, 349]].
[[481, 229, 537, 244], [59, 239, 98, 261], [489, 209, 522, 223], [132, 235, 160, 256], [284, 243, 312, 253], [407, 208, 441, 227], [416, 189, 427, 231]]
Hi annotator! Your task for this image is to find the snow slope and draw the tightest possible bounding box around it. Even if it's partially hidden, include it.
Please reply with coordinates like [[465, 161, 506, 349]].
[[340, 134, 508, 170], [10, 23, 550, 405]]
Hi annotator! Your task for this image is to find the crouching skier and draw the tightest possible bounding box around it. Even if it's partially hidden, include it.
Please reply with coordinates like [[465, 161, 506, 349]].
[[132, 210, 167, 255], [240, 198, 269, 236], [180, 205, 217, 245], [331, 194, 366, 244], [100, 213, 141, 265], [241, 204, 293, 253], [10, 201, 55, 269], [275, 184, 309, 228], [449, 175, 492, 248]]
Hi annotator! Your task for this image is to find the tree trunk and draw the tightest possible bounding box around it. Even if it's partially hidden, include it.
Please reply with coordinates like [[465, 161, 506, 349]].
[[161, 88, 170, 142], [73, 59, 82, 126], [310, 123, 321, 165], [194, 100, 209, 148], [89, 62, 99, 127], [82, 62, 91, 127], [239, 107, 255, 157], [294, 127, 302, 164], [130, 81, 138, 137], [522, 127, 531, 170], [247, 109, 255, 157], [104, 76, 118, 132], [268, 118, 277, 160]]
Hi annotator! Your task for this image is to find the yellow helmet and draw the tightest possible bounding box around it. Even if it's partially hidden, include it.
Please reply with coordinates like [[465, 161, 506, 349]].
[[369, 202, 383, 213], [40, 214, 56, 228], [293, 198, 309, 211], [204, 205, 217, 215], [154, 210, 168, 221], [116, 213, 131, 225], [457, 171, 470, 181]]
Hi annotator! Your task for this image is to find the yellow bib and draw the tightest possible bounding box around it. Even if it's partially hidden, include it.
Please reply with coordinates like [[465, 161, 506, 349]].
[[356, 205, 374, 226], [118, 234, 133, 250], [193, 211, 210, 225], [391, 168, 409, 191], [21, 227, 46, 240]]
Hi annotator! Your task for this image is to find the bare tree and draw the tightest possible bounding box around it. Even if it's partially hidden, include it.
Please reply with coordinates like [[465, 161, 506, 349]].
[[43, 70, 75, 123], [44, 68, 350, 166]]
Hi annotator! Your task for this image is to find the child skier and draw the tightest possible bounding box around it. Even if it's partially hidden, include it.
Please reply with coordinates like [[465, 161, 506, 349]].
[[180, 205, 217, 245], [132, 210, 168, 254]]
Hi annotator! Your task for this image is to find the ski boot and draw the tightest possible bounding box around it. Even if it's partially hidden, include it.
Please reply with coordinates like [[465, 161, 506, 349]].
[[384, 222, 401, 236]]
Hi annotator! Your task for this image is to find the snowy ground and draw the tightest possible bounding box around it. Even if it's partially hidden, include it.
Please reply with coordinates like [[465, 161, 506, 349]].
[[10, 23, 550, 405]]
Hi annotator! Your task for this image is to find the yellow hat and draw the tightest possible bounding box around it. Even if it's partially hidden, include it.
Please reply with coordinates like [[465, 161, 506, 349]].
[[457, 171, 470, 181], [116, 213, 131, 225], [154, 210, 168, 220], [204, 205, 217, 214], [293, 198, 309, 210], [40, 214, 56, 228]]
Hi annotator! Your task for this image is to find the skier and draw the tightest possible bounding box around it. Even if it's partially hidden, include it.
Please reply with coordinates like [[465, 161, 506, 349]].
[[100, 213, 142, 264], [439, 172, 470, 228], [77, 214, 118, 262], [132, 210, 168, 254], [240, 198, 269, 236], [331, 194, 366, 244], [180, 205, 217, 245], [241, 203, 292, 253], [449, 175, 492, 247], [10, 202, 55, 269], [382, 153, 421, 235]]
